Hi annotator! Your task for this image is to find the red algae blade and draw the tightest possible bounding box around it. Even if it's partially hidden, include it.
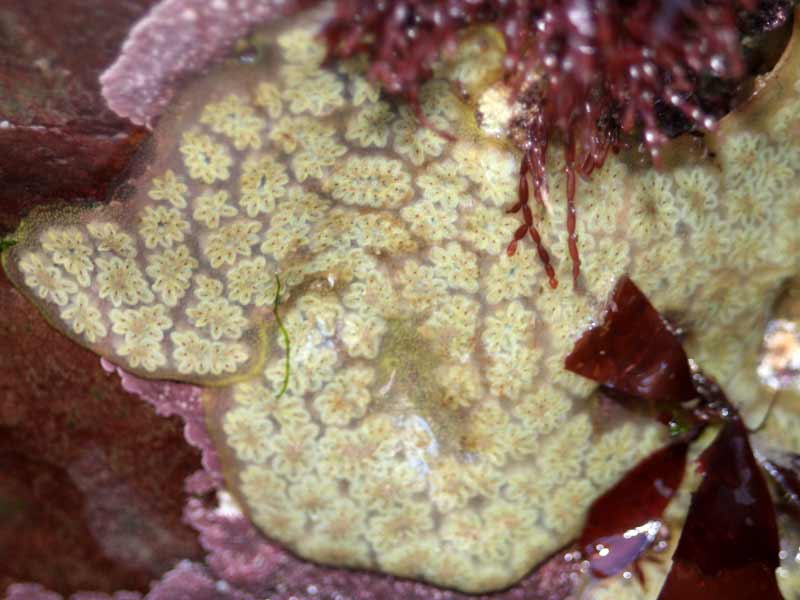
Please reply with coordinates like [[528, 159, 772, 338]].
[[658, 418, 782, 600], [580, 440, 689, 578], [564, 276, 696, 404]]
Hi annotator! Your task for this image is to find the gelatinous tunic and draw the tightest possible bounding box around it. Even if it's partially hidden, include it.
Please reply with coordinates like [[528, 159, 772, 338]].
[[3, 8, 800, 594]]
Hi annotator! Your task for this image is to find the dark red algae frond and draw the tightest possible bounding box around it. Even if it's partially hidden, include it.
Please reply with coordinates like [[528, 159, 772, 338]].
[[321, 0, 761, 287], [565, 276, 696, 404], [659, 417, 782, 600], [579, 440, 689, 580]]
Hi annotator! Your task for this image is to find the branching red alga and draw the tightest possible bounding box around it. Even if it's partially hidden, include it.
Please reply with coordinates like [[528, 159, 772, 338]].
[[322, 0, 777, 286]]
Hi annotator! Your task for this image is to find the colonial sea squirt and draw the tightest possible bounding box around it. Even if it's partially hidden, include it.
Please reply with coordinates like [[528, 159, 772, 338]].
[[4, 10, 800, 594]]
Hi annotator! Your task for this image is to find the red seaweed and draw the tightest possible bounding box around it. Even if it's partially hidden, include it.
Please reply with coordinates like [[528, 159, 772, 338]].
[[322, 1, 765, 287], [507, 154, 558, 287], [580, 440, 689, 579], [658, 418, 782, 600], [565, 276, 696, 404]]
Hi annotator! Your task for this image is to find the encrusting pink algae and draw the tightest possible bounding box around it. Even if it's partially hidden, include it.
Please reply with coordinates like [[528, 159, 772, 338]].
[[3, 0, 800, 596]]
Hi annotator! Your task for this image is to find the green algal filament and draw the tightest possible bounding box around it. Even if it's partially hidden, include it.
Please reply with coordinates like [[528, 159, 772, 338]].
[[273, 274, 290, 399], [0, 237, 18, 253]]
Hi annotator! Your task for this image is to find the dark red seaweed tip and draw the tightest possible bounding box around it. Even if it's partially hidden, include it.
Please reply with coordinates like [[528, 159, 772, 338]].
[[659, 418, 783, 600], [658, 562, 784, 600], [580, 441, 689, 578], [527, 224, 559, 288], [565, 276, 696, 404]]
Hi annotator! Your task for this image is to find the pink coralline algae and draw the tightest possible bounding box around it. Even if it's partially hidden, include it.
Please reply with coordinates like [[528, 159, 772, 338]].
[[100, 0, 314, 128], [4, 585, 142, 600]]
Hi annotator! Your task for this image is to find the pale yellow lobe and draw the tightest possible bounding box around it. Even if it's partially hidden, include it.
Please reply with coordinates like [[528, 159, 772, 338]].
[[204, 220, 262, 268], [289, 134, 346, 181], [110, 304, 172, 342], [254, 82, 283, 118], [186, 296, 248, 340], [393, 107, 449, 165], [19, 251, 78, 306], [200, 94, 266, 150], [192, 274, 224, 301], [193, 190, 237, 228], [3, 8, 800, 596], [148, 169, 189, 208], [239, 154, 288, 217], [95, 256, 153, 308], [345, 101, 394, 147], [60, 292, 106, 343], [226, 256, 276, 306], [283, 69, 345, 117], [116, 337, 167, 372], [314, 367, 374, 425], [138, 206, 189, 249], [326, 155, 412, 208], [87, 222, 137, 258], [180, 129, 232, 184], [40, 226, 94, 286], [145, 244, 198, 307]]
